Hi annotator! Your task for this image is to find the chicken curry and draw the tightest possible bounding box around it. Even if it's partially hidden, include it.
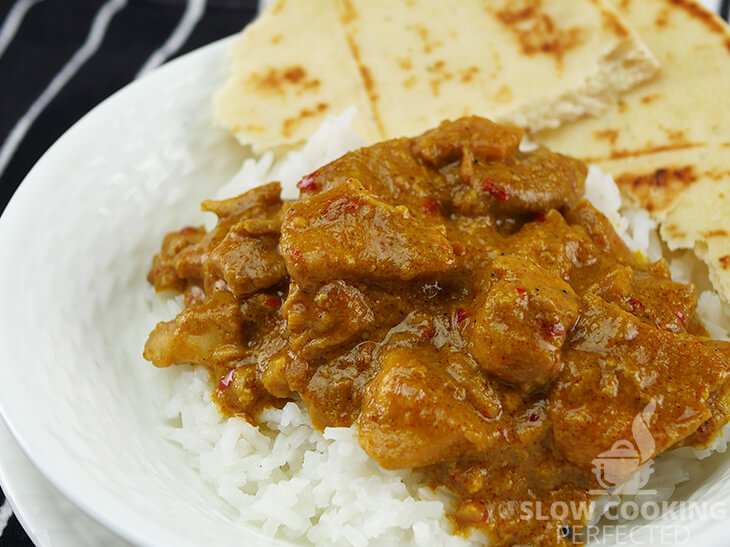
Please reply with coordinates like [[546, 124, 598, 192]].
[[144, 117, 730, 546]]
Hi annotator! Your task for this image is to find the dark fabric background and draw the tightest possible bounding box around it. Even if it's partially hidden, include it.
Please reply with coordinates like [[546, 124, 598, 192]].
[[0, 3, 257, 544], [0, 0, 258, 216]]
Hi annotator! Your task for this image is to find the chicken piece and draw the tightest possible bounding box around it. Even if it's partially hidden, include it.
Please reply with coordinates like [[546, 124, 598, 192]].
[[465, 256, 579, 393], [200, 181, 282, 220], [174, 182, 284, 282], [474, 147, 586, 213], [206, 218, 286, 298], [680, 340, 730, 447], [565, 200, 637, 266], [507, 209, 599, 283], [297, 341, 380, 428], [449, 147, 586, 217], [260, 353, 292, 399], [585, 265, 634, 303], [551, 294, 730, 478], [240, 297, 291, 399], [411, 116, 523, 167], [283, 280, 375, 360], [681, 385, 730, 448], [280, 178, 455, 287], [295, 119, 517, 219], [359, 345, 502, 469], [147, 226, 206, 292], [294, 138, 443, 214], [143, 290, 244, 369], [214, 362, 281, 421], [588, 261, 702, 335]]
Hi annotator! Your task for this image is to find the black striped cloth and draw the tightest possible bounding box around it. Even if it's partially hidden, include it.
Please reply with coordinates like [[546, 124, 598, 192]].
[[0, 0, 258, 216], [0, 3, 258, 544], [0, 1, 728, 546]]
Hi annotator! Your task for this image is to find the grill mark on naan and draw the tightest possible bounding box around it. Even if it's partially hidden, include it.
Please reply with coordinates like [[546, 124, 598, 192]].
[[335, 0, 386, 139], [615, 165, 697, 212], [581, 141, 707, 163]]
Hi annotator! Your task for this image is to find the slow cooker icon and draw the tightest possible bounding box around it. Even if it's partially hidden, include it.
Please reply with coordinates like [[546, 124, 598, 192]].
[[591, 400, 656, 493]]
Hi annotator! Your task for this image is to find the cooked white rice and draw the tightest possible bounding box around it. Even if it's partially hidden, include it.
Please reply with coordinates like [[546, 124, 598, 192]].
[[149, 109, 730, 545]]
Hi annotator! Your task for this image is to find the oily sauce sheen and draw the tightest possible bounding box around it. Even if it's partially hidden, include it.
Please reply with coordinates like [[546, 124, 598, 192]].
[[144, 117, 730, 546]]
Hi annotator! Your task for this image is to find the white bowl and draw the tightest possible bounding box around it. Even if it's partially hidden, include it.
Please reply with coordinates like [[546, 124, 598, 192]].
[[0, 37, 279, 547], [1, 36, 730, 547], [0, 416, 129, 546]]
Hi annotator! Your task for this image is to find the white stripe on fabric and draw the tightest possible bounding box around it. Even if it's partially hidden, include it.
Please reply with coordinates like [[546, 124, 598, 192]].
[[0, 0, 46, 59], [0, 0, 127, 181], [0, 499, 13, 537], [136, 0, 206, 78]]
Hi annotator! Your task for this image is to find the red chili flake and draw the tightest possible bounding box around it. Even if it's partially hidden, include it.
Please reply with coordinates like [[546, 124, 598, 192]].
[[422, 197, 441, 214], [418, 324, 436, 339], [481, 178, 510, 201], [449, 473, 457, 482], [296, 171, 319, 191], [179, 226, 196, 235], [289, 249, 303, 261], [628, 297, 643, 314], [263, 296, 282, 309], [528, 413, 539, 423], [152, 267, 161, 277], [537, 213, 546, 222], [516, 287, 527, 296], [218, 368, 235, 391], [542, 321, 567, 338], [674, 310, 687, 326], [455, 308, 470, 324]]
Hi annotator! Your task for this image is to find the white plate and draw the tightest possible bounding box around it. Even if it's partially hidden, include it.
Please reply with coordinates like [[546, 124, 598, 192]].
[[0, 37, 281, 547], [0, 416, 129, 546], [1, 31, 730, 547]]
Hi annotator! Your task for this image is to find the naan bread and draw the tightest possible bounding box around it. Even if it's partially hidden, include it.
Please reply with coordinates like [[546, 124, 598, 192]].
[[537, 0, 730, 303], [215, 0, 658, 151]]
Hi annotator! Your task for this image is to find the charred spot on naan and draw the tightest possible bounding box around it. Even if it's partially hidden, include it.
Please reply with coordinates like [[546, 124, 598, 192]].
[[703, 230, 730, 239], [281, 103, 330, 138], [660, 0, 730, 47], [249, 66, 321, 96], [493, 0, 585, 65], [615, 165, 697, 212]]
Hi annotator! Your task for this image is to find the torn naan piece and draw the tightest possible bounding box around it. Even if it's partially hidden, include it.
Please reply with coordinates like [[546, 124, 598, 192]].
[[536, 0, 730, 302], [215, 0, 658, 152]]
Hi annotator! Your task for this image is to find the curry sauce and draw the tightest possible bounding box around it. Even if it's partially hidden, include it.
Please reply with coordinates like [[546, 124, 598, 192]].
[[144, 117, 730, 546]]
